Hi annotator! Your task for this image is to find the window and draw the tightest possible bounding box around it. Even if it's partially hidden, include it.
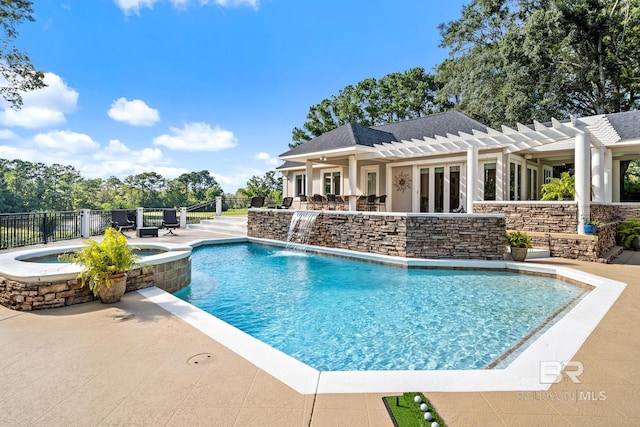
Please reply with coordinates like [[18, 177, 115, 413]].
[[295, 174, 306, 196], [483, 163, 496, 201], [323, 171, 341, 195], [366, 172, 376, 195]]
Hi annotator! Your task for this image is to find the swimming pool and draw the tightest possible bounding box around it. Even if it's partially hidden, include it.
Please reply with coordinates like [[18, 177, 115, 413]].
[[175, 243, 586, 371]]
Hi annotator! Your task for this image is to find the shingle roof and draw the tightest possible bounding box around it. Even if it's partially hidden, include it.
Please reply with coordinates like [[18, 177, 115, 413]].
[[605, 110, 640, 140], [370, 110, 488, 142], [279, 111, 488, 157], [279, 123, 395, 157], [276, 160, 305, 170]]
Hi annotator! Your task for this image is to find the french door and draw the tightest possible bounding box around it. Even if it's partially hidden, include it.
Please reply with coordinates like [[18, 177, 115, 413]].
[[419, 164, 462, 213]]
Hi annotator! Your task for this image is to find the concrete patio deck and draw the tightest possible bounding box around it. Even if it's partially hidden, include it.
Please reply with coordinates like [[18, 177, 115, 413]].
[[1, 227, 639, 426]]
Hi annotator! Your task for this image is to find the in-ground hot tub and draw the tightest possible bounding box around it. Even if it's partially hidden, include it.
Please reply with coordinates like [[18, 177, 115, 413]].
[[0, 242, 192, 311]]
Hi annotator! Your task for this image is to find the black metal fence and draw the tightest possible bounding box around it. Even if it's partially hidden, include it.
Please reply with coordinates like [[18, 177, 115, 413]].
[[0, 197, 284, 251], [0, 211, 82, 250]]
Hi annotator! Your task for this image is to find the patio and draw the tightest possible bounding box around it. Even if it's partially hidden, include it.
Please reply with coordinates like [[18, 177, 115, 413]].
[[1, 228, 639, 426]]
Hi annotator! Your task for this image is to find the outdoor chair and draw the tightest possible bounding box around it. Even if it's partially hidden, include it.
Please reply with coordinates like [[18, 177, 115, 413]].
[[335, 195, 347, 210], [162, 209, 180, 235], [249, 196, 265, 209], [326, 194, 337, 210], [312, 194, 326, 210], [377, 194, 387, 212], [111, 210, 135, 235], [366, 194, 378, 211], [279, 197, 293, 209], [452, 204, 466, 213], [298, 194, 308, 210]]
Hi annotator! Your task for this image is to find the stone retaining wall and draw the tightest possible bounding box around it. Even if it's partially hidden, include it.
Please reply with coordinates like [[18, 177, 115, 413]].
[[248, 210, 505, 260], [473, 202, 578, 233], [0, 256, 190, 311]]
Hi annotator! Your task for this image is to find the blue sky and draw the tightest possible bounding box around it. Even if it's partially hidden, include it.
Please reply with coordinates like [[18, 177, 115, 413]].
[[1, 0, 468, 193]]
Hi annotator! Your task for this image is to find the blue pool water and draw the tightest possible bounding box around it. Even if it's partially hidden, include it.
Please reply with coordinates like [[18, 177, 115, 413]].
[[175, 243, 586, 371]]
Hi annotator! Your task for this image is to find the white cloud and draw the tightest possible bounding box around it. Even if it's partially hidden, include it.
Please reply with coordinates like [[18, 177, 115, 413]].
[[255, 151, 278, 166], [108, 97, 160, 127], [0, 129, 17, 139], [153, 122, 237, 152], [113, 0, 159, 15], [0, 72, 78, 129], [33, 130, 100, 153], [115, 0, 258, 14]]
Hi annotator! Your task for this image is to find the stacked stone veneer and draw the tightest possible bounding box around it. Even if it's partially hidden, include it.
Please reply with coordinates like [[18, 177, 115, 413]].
[[248, 210, 505, 260], [473, 202, 579, 233], [0, 256, 190, 311]]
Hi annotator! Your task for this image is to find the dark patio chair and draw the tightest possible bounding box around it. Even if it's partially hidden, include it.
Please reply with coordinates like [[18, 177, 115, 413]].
[[298, 194, 308, 210], [111, 210, 135, 235], [279, 197, 293, 209], [366, 194, 378, 211], [326, 194, 337, 210], [162, 209, 180, 235], [312, 194, 326, 210], [377, 195, 387, 212], [452, 204, 466, 213], [335, 195, 347, 210], [249, 196, 265, 209]]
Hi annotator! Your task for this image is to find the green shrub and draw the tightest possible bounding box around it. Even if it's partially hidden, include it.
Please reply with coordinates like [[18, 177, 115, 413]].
[[616, 218, 640, 248], [540, 172, 575, 201], [504, 231, 533, 248], [60, 227, 139, 296]]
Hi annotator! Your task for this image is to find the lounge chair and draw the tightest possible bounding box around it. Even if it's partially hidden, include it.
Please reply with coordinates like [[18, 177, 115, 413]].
[[279, 197, 293, 209], [162, 209, 180, 235], [111, 210, 135, 235], [249, 196, 265, 209]]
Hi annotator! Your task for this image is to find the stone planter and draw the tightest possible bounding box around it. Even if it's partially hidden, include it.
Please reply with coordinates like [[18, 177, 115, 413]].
[[509, 247, 529, 262], [97, 273, 127, 303]]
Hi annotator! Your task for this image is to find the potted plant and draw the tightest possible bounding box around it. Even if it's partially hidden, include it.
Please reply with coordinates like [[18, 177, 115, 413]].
[[540, 172, 575, 201], [60, 227, 139, 303], [617, 218, 640, 250], [504, 231, 533, 262]]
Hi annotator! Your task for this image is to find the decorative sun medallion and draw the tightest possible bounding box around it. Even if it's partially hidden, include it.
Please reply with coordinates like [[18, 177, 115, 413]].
[[393, 171, 411, 192]]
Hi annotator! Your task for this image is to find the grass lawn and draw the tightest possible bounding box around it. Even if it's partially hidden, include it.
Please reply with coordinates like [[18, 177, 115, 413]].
[[383, 392, 446, 427]]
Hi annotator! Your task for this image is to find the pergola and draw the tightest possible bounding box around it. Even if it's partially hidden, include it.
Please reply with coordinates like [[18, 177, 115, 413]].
[[368, 115, 620, 234]]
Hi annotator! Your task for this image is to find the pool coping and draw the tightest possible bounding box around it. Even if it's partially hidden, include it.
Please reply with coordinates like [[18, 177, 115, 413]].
[[0, 242, 192, 283], [139, 237, 627, 395]]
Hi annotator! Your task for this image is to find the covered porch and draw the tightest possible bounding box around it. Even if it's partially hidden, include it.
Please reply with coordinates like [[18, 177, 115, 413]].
[[278, 111, 640, 236]]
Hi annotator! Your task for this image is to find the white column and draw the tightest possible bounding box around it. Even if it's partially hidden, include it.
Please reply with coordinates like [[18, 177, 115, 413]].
[[136, 207, 144, 229], [305, 160, 313, 197], [412, 165, 420, 213], [604, 149, 613, 203], [80, 209, 91, 238], [348, 155, 357, 211], [575, 131, 591, 234], [613, 159, 621, 202], [180, 207, 187, 228], [466, 146, 478, 213], [215, 196, 222, 217], [591, 147, 605, 202]]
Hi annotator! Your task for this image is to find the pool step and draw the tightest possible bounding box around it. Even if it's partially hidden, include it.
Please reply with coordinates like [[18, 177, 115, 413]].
[[188, 216, 247, 236]]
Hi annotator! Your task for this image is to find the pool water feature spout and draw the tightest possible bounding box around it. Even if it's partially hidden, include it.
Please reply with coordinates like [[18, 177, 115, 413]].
[[286, 211, 320, 249]]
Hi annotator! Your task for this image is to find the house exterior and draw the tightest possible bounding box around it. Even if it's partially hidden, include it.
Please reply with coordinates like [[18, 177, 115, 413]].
[[277, 110, 640, 234]]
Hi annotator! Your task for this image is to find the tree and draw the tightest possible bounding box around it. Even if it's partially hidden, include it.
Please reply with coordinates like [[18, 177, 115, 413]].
[[290, 67, 448, 147], [436, 0, 640, 128], [0, 0, 46, 109], [237, 171, 282, 200]]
